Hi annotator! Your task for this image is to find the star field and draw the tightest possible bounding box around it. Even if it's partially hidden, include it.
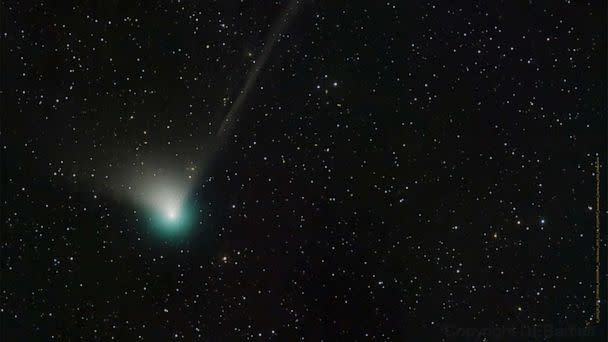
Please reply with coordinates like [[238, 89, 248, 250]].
[[1, 0, 607, 340]]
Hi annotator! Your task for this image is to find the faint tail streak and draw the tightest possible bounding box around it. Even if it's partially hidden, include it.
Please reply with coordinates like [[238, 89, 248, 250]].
[[217, 0, 301, 138]]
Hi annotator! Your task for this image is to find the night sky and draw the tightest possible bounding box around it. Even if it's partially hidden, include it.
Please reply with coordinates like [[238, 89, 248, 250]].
[[1, 0, 607, 340]]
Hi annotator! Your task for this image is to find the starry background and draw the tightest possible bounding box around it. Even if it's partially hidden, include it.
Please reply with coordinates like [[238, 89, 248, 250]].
[[1, 0, 607, 340]]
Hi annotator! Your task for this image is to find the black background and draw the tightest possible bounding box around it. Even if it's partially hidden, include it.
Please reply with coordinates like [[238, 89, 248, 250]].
[[1, 0, 607, 340]]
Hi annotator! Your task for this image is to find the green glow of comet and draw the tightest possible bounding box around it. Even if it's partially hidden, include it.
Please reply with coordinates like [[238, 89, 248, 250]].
[[145, 197, 197, 239]]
